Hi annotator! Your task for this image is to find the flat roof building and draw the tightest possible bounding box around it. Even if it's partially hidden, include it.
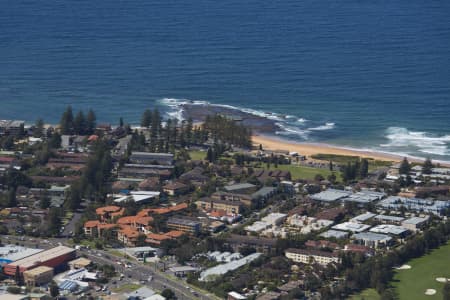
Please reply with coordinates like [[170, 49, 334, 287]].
[[401, 216, 430, 232], [352, 232, 393, 248], [23, 266, 53, 286], [319, 229, 349, 239], [3, 246, 76, 276], [350, 212, 376, 223], [370, 225, 410, 237], [310, 189, 351, 202], [332, 222, 371, 233]]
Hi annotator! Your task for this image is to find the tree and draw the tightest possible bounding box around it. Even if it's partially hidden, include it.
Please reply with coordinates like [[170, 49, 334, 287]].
[[119, 117, 124, 127], [141, 109, 152, 128], [161, 288, 176, 299], [329, 160, 333, 171], [360, 158, 369, 178], [73, 111, 86, 135], [7, 188, 17, 208], [86, 109, 97, 135], [422, 158, 433, 175], [34, 118, 45, 138], [49, 132, 62, 149], [40, 189, 51, 209], [60, 105, 74, 134], [399, 157, 411, 175], [47, 208, 62, 236], [66, 181, 82, 210], [49, 281, 59, 297]]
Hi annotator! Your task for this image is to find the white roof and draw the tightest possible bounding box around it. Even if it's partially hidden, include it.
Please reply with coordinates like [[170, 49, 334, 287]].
[[370, 225, 409, 236], [332, 222, 371, 233], [310, 189, 351, 202], [200, 253, 261, 281], [114, 193, 160, 203], [351, 212, 376, 223]]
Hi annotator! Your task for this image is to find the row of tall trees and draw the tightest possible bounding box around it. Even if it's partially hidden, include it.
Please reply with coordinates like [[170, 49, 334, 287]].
[[60, 106, 96, 135], [203, 115, 252, 148], [341, 158, 369, 182]]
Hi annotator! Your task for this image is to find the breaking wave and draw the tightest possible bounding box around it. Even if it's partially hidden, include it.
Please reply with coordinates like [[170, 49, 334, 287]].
[[159, 97, 335, 141], [381, 127, 450, 156]]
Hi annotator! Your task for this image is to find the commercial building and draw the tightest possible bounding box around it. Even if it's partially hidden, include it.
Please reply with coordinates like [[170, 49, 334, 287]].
[[352, 232, 393, 248], [23, 266, 53, 286], [68, 258, 92, 269], [319, 230, 349, 240], [0, 246, 43, 266], [378, 196, 450, 215], [342, 190, 385, 204], [310, 189, 351, 202], [285, 248, 340, 266], [401, 216, 430, 232], [332, 222, 371, 233], [370, 225, 410, 237], [350, 212, 376, 223], [167, 217, 202, 235], [3, 246, 76, 276], [374, 215, 405, 225]]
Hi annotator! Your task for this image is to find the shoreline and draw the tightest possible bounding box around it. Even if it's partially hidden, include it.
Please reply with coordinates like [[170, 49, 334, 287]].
[[252, 134, 448, 166]]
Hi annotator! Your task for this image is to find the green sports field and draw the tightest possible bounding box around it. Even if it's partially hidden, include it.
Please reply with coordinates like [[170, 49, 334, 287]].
[[393, 242, 450, 300]]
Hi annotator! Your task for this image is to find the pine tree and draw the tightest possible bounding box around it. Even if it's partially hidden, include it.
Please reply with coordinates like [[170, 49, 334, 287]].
[[73, 111, 86, 135], [119, 117, 124, 127], [7, 188, 16, 208], [399, 157, 411, 174], [86, 109, 97, 134], [141, 109, 152, 128], [60, 105, 74, 134], [422, 158, 433, 174], [360, 159, 369, 178], [34, 118, 44, 138]]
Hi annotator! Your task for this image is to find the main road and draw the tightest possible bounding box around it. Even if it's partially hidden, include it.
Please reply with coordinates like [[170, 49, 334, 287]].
[[3, 235, 218, 300]]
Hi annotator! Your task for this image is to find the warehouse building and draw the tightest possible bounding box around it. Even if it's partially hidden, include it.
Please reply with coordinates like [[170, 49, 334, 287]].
[[3, 246, 76, 277], [23, 266, 53, 286]]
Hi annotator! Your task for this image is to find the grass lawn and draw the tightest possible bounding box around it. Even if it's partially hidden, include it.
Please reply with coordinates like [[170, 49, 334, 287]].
[[264, 164, 341, 181], [350, 288, 381, 300], [393, 242, 450, 300], [189, 150, 206, 160], [111, 283, 142, 293]]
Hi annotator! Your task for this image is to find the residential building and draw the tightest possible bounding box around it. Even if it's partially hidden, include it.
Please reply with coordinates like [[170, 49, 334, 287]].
[[167, 217, 202, 235], [163, 182, 189, 196], [196, 198, 243, 215], [285, 248, 340, 266]]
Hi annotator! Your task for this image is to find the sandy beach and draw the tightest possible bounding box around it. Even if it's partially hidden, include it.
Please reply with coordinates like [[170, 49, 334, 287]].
[[252, 134, 406, 162]]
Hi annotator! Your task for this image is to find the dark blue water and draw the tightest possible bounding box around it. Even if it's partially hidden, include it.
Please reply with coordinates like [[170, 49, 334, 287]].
[[1, 0, 450, 160]]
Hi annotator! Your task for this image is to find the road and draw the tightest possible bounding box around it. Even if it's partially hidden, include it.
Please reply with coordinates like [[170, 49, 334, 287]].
[[3, 235, 218, 300]]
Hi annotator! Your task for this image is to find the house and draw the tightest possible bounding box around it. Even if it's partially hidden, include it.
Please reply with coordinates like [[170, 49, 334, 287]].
[[0, 120, 24, 135], [163, 182, 189, 196], [285, 248, 340, 266]]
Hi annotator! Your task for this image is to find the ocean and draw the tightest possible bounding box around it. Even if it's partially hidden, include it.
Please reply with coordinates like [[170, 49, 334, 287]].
[[1, 0, 450, 161]]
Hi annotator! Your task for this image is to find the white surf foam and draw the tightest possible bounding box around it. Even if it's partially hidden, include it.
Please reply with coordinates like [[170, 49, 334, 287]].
[[308, 122, 335, 131], [381, 127, 450, 156]]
